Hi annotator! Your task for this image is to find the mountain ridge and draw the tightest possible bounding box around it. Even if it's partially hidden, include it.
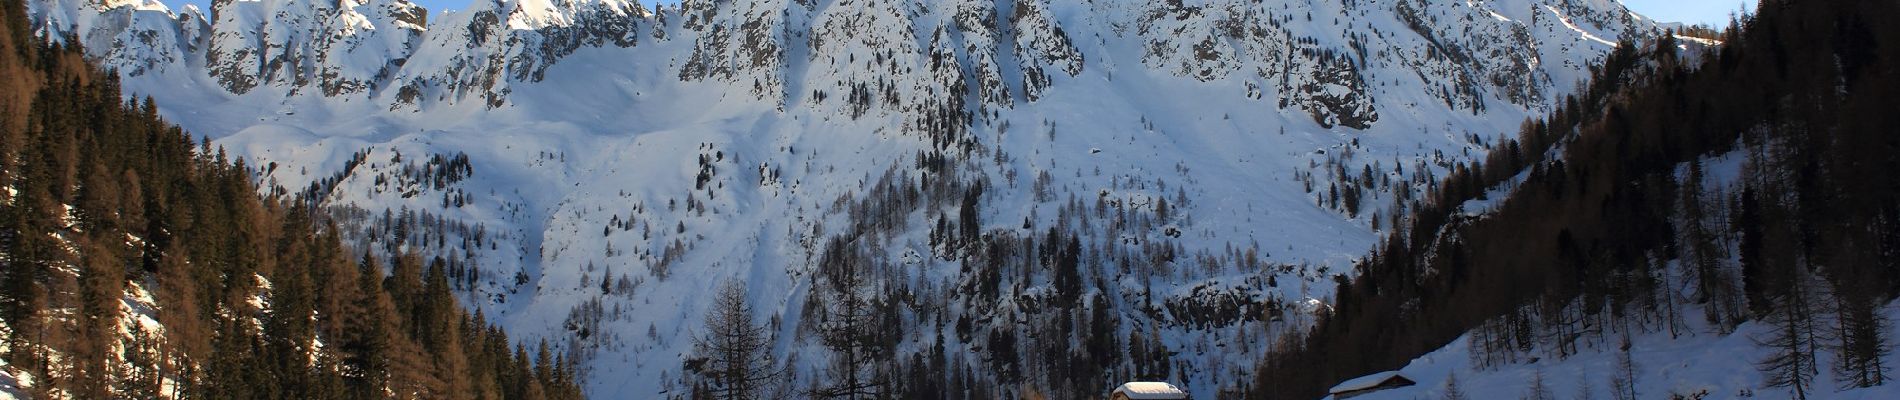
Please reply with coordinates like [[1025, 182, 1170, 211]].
[[39, 0, 1652, 117]]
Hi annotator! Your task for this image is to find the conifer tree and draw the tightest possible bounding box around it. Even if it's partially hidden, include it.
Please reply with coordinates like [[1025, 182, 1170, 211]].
[[813, 238, 890, 399], [153, 239, 208, 393], [71, 236, 124, 399], [118, 321, 164, 399], [694, 280, 780, 400], [1523, 368, 1554, 400], [1442, 371, 1466, 400], [1680, 160, 1740, 332], [1610, 335, 1637, 400], [1756, 271, 1821, 400]]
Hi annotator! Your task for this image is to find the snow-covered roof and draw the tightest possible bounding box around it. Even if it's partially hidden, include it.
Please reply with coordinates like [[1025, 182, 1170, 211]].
[[1328, 371, 1413, 394], [1113, 382, 1189, 399]]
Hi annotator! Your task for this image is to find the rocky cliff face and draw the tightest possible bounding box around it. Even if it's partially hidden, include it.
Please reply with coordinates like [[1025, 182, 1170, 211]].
[[196, 0, 427, 95], [40, 0, 1650, 122]]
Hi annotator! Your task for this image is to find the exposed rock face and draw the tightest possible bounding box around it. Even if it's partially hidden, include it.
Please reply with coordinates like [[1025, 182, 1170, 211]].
[[1295, 51, 1377, 129], [950, 0, 1012, 109], [1128, 0, 1380, 128], [38, 0, 1656, 128], [677, 0, 791, 101], [1008, 0, 1082, 102], [27, 0, 199, 77], [386, 0, 650, 108], [197, 0, 428, 95]]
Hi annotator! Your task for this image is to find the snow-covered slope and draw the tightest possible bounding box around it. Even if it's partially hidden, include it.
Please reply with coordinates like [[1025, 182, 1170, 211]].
[[33, 0, 1668, 397], [1331, 301, 1900, 400], [1330, 137, 1897, 400]]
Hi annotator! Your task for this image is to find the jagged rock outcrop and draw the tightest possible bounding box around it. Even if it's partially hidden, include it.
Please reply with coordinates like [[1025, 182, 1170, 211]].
[[37, 0, 1658, 126], [948, 0, 1011, 109], [380, 0, 650, 109], [30, 0, 198, 77], [198, 0, 427, 95], [1008, 0, 1082, 102], [677, 0, 794, 100]]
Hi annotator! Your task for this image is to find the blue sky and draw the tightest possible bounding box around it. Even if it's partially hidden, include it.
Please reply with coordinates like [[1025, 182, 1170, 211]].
[[1622, 0, 1755, 27], [162, 0, 676, 15], [157, 0, 1749, 33], [398, 0, 675, 14]]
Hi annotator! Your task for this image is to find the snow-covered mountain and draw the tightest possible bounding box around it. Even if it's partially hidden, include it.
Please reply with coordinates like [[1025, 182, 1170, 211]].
[[30, 0, 1669, 397]]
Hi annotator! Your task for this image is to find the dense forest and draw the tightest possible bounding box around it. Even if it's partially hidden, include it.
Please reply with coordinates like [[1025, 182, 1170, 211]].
[[0, 0, 583, 398], [1255, 0, 1900, 398]]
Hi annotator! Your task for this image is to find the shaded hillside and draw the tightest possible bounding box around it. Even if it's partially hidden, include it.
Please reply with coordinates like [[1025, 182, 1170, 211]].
[[1257, 0, 1900, 398], [0, 0, 582, 398]]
